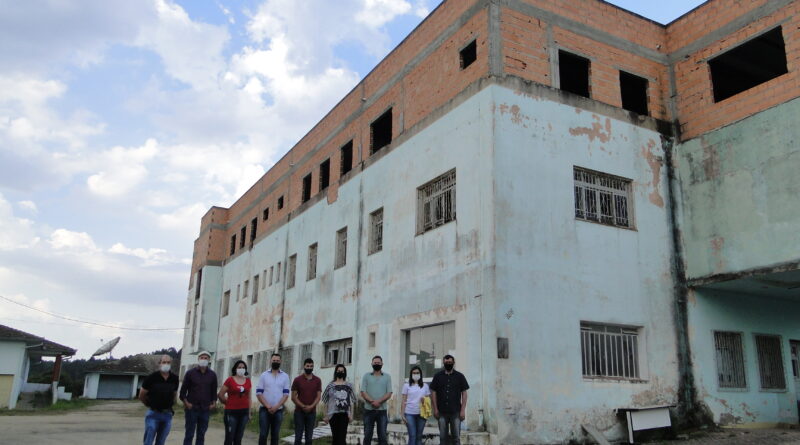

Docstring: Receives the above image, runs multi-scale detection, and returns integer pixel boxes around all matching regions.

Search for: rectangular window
[194,269,202,300]
[263,207,269,221]
[190,302,198,346]
[369,331,376,349]
[370,108,392,155]
[222,291,230,316]
[276,262,281,283]
[714,331,746,389]
[790,341,799,380]
[334,227,347,269]
[269,266,274,286]
[243,280,249,299]
[559,50,590,98]
[278,346,293,377]
[580,322,641,380]
[287,254,297,289]
[302,173,312,203]
[369,208,383,254]
[250,218,257,245]
[755,334,786,390]
[307,243,318,280]
[319,159,330,191]
[460,39,477,69]
[240,227,246,248]
[574,167,634,229]
[262,270,267,289]
[340,141,353,176]
[236,284,240,301]
[278,196,284,210]
[710,27,788,102]
[406,322,455,377]
[252,275,260,304]
[301,343,313,363]
[230,235,236,255]
[619,71,649,116]
[417,169,456,234]
[324,338,353,367]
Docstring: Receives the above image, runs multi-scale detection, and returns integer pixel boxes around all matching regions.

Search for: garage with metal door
[97,375,134,399]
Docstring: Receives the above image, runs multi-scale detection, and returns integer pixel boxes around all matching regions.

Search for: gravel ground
[646,427,800,445]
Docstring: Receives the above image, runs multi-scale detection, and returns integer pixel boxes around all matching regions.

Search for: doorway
[791,340,800,423]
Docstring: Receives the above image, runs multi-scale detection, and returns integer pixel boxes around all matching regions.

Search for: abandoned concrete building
[180,0,800,442]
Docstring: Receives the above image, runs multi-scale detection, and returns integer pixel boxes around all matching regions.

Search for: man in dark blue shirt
[179,351,218,445]
[429,355,469,445]
[140,355,179,445]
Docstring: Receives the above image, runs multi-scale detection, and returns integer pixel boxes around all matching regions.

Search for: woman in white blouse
[401,365,430,445]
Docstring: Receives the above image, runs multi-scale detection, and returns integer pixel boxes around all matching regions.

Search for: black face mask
[444,363,454,371]
[271,362,281,370]
[304,368,313,375]
[334,372,346,379]
[372,364,382,372]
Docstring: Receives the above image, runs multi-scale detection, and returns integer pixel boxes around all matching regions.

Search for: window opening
[334,227,347,269]
[250,218,257,245]
[276,262,281,283]
[574,167,634,229]
[710,27,788,102]
[269,266,274,286]
[340,141,353,176]
[580,322,641,379]
[369,208,383,254]
[714,331,746,388]
[287,254,297,289]
[301,343,313,363]
[324,338,353,367]
[755,334,786,390]
[319,159,330,191]
[252,275,260,304]
[406,322,455,377]
[243,280,249,299]
[222,291,230,317]
[302,174,312,203]
[194,268,202,300]
[230,235,236,255]
[619,71,649,116]
[559,50,590,98]
[278,196,284,210]
[460,39,477,69]
[263,207,269,221]
[307,243,318,280]
[417,169,456,234]
[278,346,293,377]
[370,109,392,155]
[240,227,246,249]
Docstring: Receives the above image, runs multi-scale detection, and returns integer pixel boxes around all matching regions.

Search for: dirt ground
[651,428,800,445]
[0,400,257,445]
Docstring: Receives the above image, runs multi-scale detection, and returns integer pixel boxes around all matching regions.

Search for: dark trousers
[258,407,284,445]
[437,413,461,445]
[183,407,210,445]
[328,412,349,445]
[362,409,388,445]
[224,409,250,445]
[294,410,316,444]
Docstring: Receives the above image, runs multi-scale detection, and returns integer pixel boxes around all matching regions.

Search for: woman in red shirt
[217,360,252,445]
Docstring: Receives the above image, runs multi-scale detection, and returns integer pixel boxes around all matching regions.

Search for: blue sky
[0,0,706,358]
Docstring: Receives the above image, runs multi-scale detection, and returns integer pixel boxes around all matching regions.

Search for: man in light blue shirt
[360,355,392,445]
[256,353,291,445]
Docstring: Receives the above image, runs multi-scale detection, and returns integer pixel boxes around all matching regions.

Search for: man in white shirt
[256,353,291,445]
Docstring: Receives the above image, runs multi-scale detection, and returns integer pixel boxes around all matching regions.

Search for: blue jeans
[294,410,316,445]
[404,413,426,445]
[258,407,284,445]
[437,413,461,445]
[363,409,388,445]
[183,407,210,445]
[143,409,173,445]
[224,409,250,445]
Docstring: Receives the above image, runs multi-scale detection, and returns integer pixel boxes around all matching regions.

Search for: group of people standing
[136,351,469,445]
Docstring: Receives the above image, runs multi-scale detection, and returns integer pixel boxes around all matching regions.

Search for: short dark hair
[271,353,281,359]
[371,355,383,362]
[443,354,455,362]
[303,358,314,365]
[231,360,248,376]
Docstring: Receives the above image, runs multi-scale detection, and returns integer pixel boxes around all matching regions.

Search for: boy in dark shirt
[139,355,179,445]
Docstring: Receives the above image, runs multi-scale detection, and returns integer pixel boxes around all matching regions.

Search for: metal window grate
[335,227,347,269]
[324,339,353,367]
[369,208,383,254]
[755,334,786,389]
[279,347,293,376]
[417,169,456,234]
[307,244,317,280]
[300,343,313,369]
[574,167,633,228]
[287,255,297,289]
[580,323,640,379]
[714,331,746,388]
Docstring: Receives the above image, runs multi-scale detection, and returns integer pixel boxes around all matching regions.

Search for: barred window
[278,346,293,377]
[324,338,353,367]
[755,334,786,390]
[581,323,640,379]
[300,343,313,364]
[307,243,318,280]
[287,254,297,289]
[574,167,633,228]
[369,208,383,254]
[714,331,746,388]
[335,227,347,269]
[417,169,456,234]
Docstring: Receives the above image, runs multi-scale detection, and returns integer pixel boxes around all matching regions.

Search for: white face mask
[160,364,171,373]
[236,368,246,376]
[411,373,421,381]
[198,359,209,368]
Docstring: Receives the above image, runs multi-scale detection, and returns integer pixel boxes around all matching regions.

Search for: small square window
[559,50,590,98]
[619,71,649,116]
[580,322,641,380]
[417,169,456,234]
[574,167,634,229]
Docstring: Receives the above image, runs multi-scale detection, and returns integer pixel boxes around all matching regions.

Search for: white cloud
[356,0,412,27]
[109,243,189,266]
[49,229,98,252]
[156,202,209,232]
[0,193,38,250]
[86,139,159,197]
[17,200,37,213]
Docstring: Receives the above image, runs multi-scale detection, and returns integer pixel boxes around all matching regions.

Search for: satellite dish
[92,337,121,357]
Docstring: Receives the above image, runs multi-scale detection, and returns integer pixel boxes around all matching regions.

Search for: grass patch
[0,398,99,416]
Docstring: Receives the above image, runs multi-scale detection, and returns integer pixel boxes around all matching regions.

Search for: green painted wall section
[675,98,800,280]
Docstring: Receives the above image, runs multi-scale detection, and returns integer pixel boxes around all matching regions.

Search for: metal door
[97,375,133,399]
